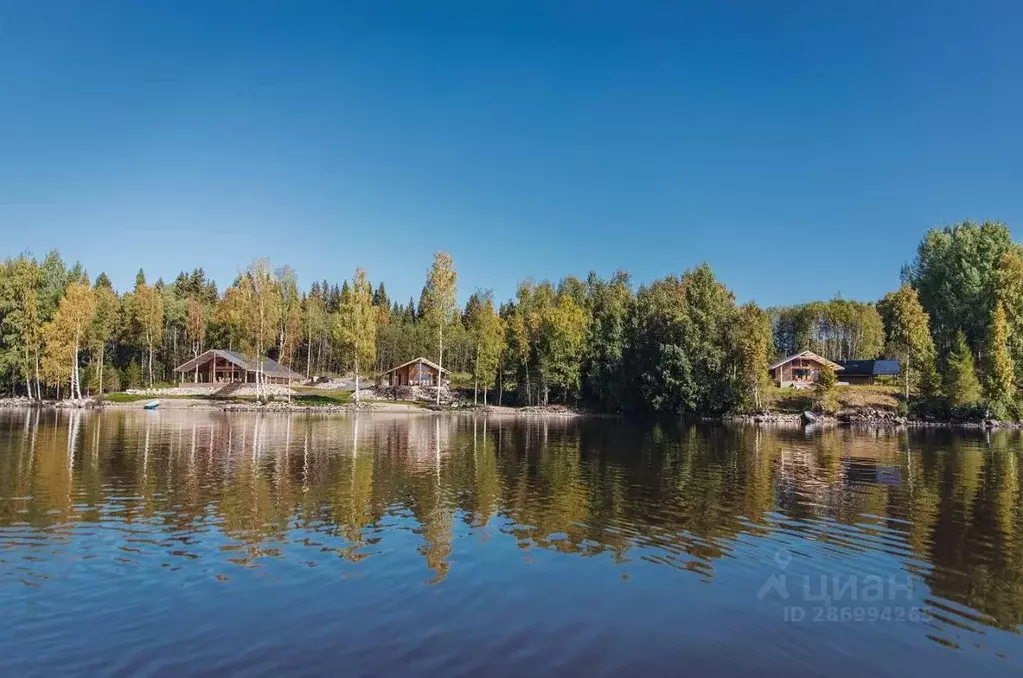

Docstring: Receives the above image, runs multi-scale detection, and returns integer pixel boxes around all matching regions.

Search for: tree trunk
[98,348,105,397]
[905,354,911,401]
[306,325,312,378]
[437,325,443,407]
[147,334,154,388]
[355,354,361,404]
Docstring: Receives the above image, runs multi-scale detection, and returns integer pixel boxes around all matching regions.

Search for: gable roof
[173,349,305,380]
[768,350,844,372]
[376,357,449,378]
[835,360,901,376]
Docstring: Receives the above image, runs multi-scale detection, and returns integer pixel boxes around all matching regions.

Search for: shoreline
[0,397,588,418]
[1,397,1020,429]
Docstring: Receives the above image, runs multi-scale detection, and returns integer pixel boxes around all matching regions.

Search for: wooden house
[769,351,843,388]
[375,357,448,387]
[174,349,305,385]
[834,360,901,385]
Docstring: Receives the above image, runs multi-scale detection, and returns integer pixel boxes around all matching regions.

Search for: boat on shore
[143,401,160,410]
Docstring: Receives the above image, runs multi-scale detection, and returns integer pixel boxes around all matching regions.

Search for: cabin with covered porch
[769,351,843,388]
[173,349,305,385]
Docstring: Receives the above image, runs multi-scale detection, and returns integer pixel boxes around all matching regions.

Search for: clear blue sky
[2,1,1021,306]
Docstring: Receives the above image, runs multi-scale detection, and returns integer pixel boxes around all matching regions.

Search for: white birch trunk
[437,324,443,407]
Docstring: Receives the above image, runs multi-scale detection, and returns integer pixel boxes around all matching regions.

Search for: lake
[0,409,1021,677]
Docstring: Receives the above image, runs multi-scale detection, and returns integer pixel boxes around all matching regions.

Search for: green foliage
[629,265,737,416]
[877,283,936,398]
[772,297,884,361]
[943,331,982,406]
[124,362,144,389]
[335,267,376,380]
[465,291,505,400]
[581,271,633,412]
[983,301,1015,409]
[813,367,838,414]
[905,221,1022,358]
[729,303,773,412]
[994,250,1023,392]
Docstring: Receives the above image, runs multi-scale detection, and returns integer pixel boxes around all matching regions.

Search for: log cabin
[769,351,843,388]
[375,357,448,387]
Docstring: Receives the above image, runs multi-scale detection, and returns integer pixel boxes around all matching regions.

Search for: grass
[100,393,199,403]
[763,384,902,414]
[292,391,352,407]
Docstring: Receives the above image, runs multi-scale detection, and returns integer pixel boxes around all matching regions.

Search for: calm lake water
[1,410,1021,677]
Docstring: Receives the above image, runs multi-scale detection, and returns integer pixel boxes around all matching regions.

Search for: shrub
[124,362,144,389]
[813,367,838,414]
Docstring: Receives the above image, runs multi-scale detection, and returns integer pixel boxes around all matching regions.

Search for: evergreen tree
[944,330,982,406]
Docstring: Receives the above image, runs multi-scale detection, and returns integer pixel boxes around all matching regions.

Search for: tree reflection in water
[1,410,1022,638]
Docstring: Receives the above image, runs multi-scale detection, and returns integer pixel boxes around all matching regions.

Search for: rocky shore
[1,397,1020,428]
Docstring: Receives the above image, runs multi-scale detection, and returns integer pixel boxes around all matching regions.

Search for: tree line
[2,221,1022,417]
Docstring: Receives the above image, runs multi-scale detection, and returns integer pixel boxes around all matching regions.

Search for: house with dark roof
[834,360,901,385]
[173,349,305,385]
[769,351,843,388]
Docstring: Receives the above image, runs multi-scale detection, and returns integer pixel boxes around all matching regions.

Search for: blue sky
[2,1,1021,306]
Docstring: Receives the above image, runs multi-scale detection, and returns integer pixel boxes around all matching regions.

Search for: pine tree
[944,330,982,406]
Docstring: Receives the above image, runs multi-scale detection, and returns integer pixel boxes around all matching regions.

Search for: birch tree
[238,259,281,400]
[131,271,164,387]
[185,297,206,382]
[466,291,505,405]
[42,282,95,399]
[90,274,119,395]
[335,268,376,403]
[420,252,457,406]
[0,256,44,398]
[275,266,302,387]
[983,301,1014,412]
[877,284,937,400]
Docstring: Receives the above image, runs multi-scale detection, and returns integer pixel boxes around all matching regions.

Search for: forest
[1,221,1022,418]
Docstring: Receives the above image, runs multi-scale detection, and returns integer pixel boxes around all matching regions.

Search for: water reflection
[1,410,1022,673]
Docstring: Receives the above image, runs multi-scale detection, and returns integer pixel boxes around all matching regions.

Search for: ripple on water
[0,410,1021,676]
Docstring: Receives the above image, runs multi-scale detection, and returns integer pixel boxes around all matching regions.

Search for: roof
[173,349,305,380]
[835,360,901,376]
[768,350,844,372]
[376,357,449,378]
